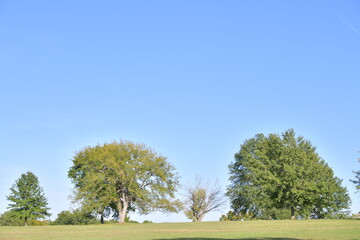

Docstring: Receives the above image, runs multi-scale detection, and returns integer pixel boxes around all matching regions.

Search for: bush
[104,219,119,224]
[0,211,51,226]
[142,220,153,223]
[0,211,24,226]
[219,211,256,221]
[127,220,139,224]
[28,219,50,226]
[52,209,97,225]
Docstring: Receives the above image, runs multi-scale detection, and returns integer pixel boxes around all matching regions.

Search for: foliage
[52,209,97,225]
[183,178,226,222]
[0,211,23,226]
[68,140,180,223]
[142,220,153,223]
[103,219,119,224]
[227,129,351,220]
[27,219,50,226]
[351,170,360,190]
[0,211,50,227]
[262,208,292,220]
[6,171,51,226]
[219,208,292,221]
[219,210,255,221]
[127,220,139,223]
[350,154,360,191]
[351,212,360,219]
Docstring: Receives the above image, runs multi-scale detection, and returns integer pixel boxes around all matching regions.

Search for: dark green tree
[68,140,180,224]
[7,172,51,226]
[227,129,350,220]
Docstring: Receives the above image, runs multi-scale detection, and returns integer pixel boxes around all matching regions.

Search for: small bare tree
[183,178,226,222]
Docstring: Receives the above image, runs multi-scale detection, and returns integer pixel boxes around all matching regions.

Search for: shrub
[52,209,97,225]
[127,220,139,224]
[28,219,50,226]
[0,211,24,226]
[104,219,119,224]
[219,211,256,221]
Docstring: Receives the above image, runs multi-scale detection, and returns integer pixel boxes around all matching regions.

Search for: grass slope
[0,220,359,240]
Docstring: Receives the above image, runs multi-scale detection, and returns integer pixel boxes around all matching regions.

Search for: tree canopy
[68,140,180,223]
[227,129,350,219]
[7,172,51,226]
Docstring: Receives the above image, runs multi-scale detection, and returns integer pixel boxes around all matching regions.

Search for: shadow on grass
[154,238,301,240]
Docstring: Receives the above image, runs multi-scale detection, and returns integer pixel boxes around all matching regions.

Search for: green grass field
[1,220,359,240]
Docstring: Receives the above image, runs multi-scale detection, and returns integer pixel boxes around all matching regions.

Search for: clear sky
[0,0,359,223]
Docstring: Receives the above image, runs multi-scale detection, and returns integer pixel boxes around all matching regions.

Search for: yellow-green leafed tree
[68,141,180,223]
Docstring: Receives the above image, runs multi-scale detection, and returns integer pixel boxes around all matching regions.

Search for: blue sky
[0,0,359,222]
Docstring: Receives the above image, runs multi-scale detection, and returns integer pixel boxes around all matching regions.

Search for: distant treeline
[1,129,359,226]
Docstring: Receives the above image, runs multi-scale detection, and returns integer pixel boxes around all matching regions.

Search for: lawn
[0,220,359,240]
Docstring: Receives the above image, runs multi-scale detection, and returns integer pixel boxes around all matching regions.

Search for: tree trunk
[118,198,128,224]
[291,206,296,220]
[100,214,104,224]
[24,217,28,227]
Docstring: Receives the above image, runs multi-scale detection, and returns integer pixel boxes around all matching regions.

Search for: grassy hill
[1,220,359,240]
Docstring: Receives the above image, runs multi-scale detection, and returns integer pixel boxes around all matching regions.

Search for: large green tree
[7,172,51,226]
[227,129,350,220]
[68,140,180,223]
